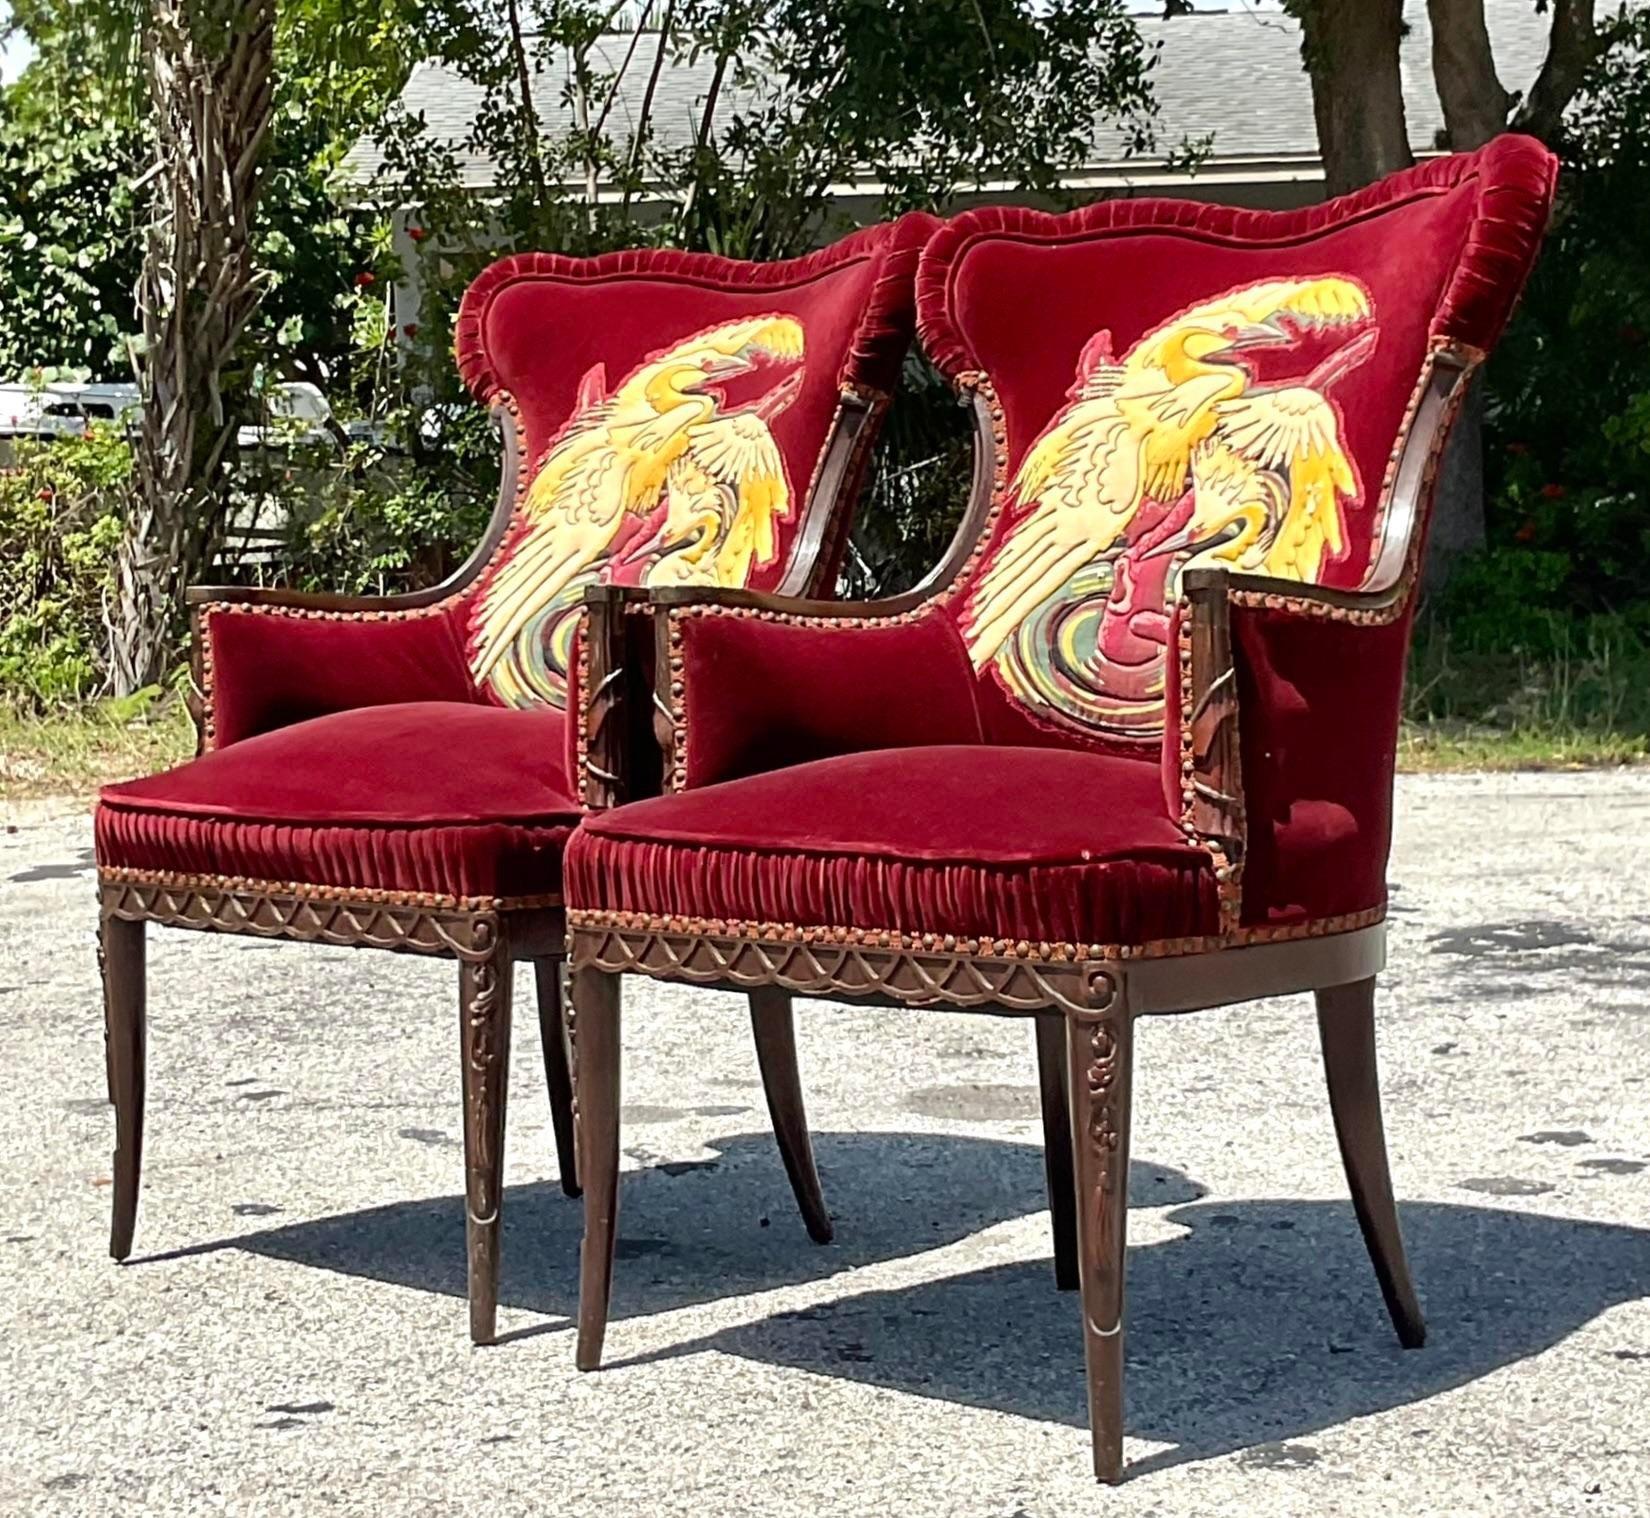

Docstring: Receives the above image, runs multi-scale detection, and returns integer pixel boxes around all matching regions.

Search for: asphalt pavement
[2,771,1647,1516]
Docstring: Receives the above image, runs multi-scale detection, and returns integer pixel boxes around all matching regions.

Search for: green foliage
[369,0,1162,593]
[0,87,143,380]
[255,418,497,596]
[0,428,133,708]
[1404,606,1650,762]
[1480,13,1650,622]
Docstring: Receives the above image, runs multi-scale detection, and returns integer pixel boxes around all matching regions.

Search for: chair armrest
[191,588,477,751]
[577,587,983,800]
[1173,569,1412,932]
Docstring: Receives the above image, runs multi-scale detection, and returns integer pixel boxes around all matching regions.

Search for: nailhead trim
[97,865,560,914]
[566,904,1386,962]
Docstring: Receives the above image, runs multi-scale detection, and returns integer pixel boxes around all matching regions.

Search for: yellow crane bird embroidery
[467,314,805,708]
[962,276,1377,739]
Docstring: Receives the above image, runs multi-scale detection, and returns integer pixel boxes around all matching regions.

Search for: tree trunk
[1294,0,1413,197]
[116,0,274,696]
[1427,0,1512,150]
[1515,0,1603,142]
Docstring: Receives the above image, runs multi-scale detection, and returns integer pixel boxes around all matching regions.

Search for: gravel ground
[2,771,1648,1517]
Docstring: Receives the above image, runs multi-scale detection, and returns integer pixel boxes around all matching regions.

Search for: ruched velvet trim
[96,807,572,900]
[456,213,938,404]
[565,832,1217,948]
[916,135,1557,379]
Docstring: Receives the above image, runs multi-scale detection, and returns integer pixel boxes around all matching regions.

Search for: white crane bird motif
[961,276,1379,740]
[467,314,806,708]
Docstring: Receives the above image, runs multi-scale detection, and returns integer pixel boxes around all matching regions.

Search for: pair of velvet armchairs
[96,136,1556,1481]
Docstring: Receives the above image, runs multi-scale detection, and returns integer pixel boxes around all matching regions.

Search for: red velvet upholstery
[111,221,939,910]
[568,746,1218,946]
[913,135,1557,754]
[455,214,938,685]
[199,602,477,750]
[193,216,936,764]
[1231,604,1412,928]
[673,607,982,789]
[569,140,1556,946]
[455,221,932,462]
[98,703,578,900]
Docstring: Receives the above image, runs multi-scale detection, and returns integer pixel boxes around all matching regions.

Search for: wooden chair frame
[566,341,1475,1480]
[98,379,886,1342]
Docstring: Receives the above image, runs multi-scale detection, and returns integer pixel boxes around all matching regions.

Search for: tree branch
[1427,0,1511,149]
[1514,0,1605,142]
[623,3,674,210]
[504,0,549,204]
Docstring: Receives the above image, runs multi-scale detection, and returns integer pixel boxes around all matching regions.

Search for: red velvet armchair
[562,139,1558,1479]
[92,215,936,1343]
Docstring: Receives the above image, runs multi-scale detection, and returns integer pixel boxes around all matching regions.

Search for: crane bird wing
[964,399,1143,667]
[1214,384,1357,580]
[468,428,656,690]
[684,409,790,586]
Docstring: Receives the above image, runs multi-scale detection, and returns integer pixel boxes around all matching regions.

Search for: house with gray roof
[350,2,1561,211]
[351,1,1569,332]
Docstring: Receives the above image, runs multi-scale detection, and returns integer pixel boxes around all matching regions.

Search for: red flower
[402,323,419,339]
[1515,519,1538,543]
[407,226,428,243]
[1505,440,1531,457]
[36,487,53,502]
[354,271,377,288]
[1540,482,1568,501]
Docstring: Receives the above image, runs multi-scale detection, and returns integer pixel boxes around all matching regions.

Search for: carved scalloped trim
[99,876,506,960]
[568,908,1383,1014]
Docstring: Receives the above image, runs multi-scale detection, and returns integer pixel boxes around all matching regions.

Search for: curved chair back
[912,138,1556,752]
[450,220,935,709]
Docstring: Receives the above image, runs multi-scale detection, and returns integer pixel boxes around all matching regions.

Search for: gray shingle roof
[342,2,1563,192]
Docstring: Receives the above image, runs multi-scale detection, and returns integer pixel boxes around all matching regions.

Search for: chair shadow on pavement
[128,1129,1205,1329]
[625,1196,1650,1474]
[128,1132,1650,1473]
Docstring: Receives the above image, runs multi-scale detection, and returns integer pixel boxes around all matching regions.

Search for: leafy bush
[0,428,132,708]
[1479,13,1650,625]
[258,419,496,596]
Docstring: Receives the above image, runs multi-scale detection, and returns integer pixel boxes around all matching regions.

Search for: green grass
[0,695,195,803]
[3,616,1648,802]
[1399,612,1650,773]
[1398,722,1648,771]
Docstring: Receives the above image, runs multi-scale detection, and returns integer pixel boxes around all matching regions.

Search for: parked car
[0,379,341,449]
[0,381,141,439]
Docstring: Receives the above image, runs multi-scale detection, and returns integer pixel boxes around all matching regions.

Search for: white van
[0,381,141,438]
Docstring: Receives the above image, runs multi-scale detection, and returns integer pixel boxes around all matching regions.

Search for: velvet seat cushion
[566,746,1219,950]
[97,702,579,901]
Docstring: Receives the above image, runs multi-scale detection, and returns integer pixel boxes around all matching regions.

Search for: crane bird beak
[752,366,803,422]
[1136,515,1247,563]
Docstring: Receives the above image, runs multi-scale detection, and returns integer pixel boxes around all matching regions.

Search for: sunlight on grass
[0,696,195,804]
[6,619,1650,803]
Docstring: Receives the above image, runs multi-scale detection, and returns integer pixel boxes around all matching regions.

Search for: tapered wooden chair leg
[1066,976,1134,1485]
[459,923,513,1346]
[1034,1014,1078,1290]
[574,967,621,1371]
[1316,976,1426,1348]
[534,959,580,1198]
[749,988,832,1243]
[102,914,146,1262]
